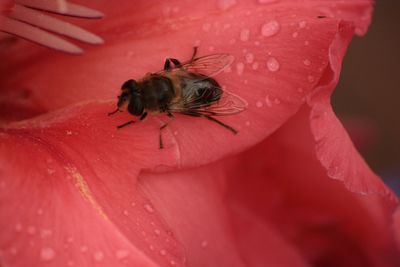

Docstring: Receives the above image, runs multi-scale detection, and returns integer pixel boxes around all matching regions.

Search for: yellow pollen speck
[65,166,108,221]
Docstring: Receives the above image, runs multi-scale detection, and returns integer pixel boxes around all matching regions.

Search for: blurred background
[333,1,400,194]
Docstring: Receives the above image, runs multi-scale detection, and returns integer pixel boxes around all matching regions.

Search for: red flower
[1,0,399,266]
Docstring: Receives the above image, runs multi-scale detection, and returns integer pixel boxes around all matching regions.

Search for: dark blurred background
[333,1,400,194]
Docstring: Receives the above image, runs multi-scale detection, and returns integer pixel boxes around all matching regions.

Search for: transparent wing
[168,85,247,116]
[158,53,234,77]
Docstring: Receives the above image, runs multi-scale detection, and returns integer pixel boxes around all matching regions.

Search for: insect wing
[182,53,234,77]
[169,85,247,116]
[200,89,248,115]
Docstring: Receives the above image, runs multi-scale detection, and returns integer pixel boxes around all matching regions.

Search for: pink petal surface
[1,0,398,267]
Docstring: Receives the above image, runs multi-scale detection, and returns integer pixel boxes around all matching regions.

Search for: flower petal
[1,2,366,170]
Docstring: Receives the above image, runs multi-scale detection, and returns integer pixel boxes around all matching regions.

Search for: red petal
[1,2,367,169]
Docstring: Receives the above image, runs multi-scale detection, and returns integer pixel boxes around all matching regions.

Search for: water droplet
[266,57,280,72]
[15,223,22,232]
[240,29,250,41]
[229,38,236,44]
[201,240,208,248]
[94,251,104,261]
[123,210,129,216]
[252,62,259,70]
[256,101,263,108]
[245,121,251,126]
[202,23,211,32]
[304,40,310,46]
[172,6,180,13]
[10,247,17,255]
[47,168,55,175]
[303,59,311,66]
[27,226,36,234]
[223,23,231,29]
[160,249,167,256]
[265,95,273,107]
[258,0,278,3]
[37,209,43,215]
[261,20,280,37]
[292,32,298,38]
[116,249,129,259]
[67,237,74,243]
[80,246,88,253]
[274,98,281,104]
[208,46,215,52]
[218,0,237,10]
[236,62,245,76]
[144,204,155,213]
[170,260,177,266]
[149,245,155,251]
[40,229,52,239]
[245,53,254,63]
[297,87,304,93]
[154,229,161,235]
[299,20,307,28]
[40,247,55,261]
[254,41,260,46]
[308,75,315,83]
[66,130,73,135]
[67,260,75,266]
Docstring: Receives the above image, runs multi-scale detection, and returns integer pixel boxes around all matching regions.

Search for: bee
[108,47,247,148]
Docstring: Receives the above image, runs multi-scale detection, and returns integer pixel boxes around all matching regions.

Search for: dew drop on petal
[299,20,307,28]
[265,95,273,107]
[201,240,209,248]
[256,101,263,108]
[308,75,315,83]
[292,32,298,38]
[261,20,280,37]
[116,249,129,260]
[149,245,155,251]
[40,247,55,261]
[236,62,245,76]
[245,53,254,63]
[218,0,237,10]
[94,251,104,261]
[303,59,311,66]
[160,249,167,256]
[304,40,310,46]
[27,226,36,234]
[15,223,23,232]
[144,204,155,213]
[252,62,259,70]
[240,28,250,41]
[274,98,281,104]
[154,229,161,235]
[170,260,177,266]
[80,246,88,253]
[258,0,278,3]
[266,57,280,72]
[67,260,75,266]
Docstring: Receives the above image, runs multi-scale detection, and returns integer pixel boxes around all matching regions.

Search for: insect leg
[190,46,198,62]
[205,116,237,134]
[169,58,182,68]
[159,114,175,149]
[182,112,237,134]
[116,120,135,129]
[164,59,171,70]
[140,112,148,120]
[108,108,119,116]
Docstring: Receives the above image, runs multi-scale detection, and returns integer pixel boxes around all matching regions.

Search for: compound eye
[121,79,137,91]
